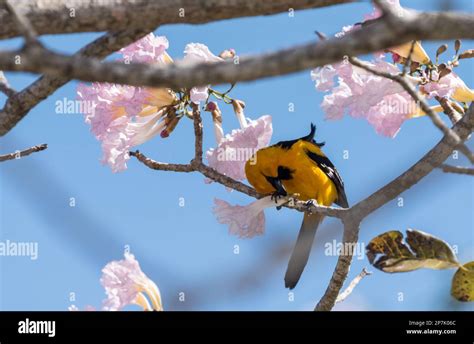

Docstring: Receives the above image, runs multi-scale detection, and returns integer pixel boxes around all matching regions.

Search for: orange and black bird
[245,124,348,289]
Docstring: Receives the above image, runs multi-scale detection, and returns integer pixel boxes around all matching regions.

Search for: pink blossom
[119,33,170,64]
[422,72,474,103]
[101,252,163,311]
[77,34,177,172]
[99,109,167,173]
[364,0,404,21]
[314,58,419,137]
[77,82,149,139]
[189,86,210,104]
[311,0,425,137]
[213,196,288,238]
[183,43,222,64]
[0,70,8,86]
[77,82,172,172]
[182,43,223,104]
[213,198,266,238]
[311,65,338,91]
[206,115,273,181]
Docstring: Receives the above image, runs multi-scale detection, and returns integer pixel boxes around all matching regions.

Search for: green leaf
[366,229,460,273]
[451,261,474,302]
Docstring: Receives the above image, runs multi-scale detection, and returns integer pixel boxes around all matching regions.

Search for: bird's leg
[304,199,319,214]
[265,176,287,209]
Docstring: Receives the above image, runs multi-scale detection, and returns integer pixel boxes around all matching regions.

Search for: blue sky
[0,0,473,311]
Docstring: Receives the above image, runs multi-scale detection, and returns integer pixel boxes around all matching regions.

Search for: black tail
[284,212,324,289]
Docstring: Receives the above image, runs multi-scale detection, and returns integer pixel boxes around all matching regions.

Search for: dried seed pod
[459,49,474,60]
[454,39,461,55]
[439,66,452,79]
[436,44,448,61]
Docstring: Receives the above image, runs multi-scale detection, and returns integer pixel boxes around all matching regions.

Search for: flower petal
[206,115,273,181]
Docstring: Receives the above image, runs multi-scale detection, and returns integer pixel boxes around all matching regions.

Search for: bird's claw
[271,191,287,210]
[305,199,317,214]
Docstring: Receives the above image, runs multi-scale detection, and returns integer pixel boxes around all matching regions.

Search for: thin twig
[436,96,463,124]
[401,40,416,76]
[0,81,16,98]
[4,0,40,46]
[0,143,47,162]
[335,268,372,304]
[191,103,203,165]
[129,151,194,172]
[440,164,474,176]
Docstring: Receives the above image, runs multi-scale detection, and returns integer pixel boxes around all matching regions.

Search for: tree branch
[0,0,352,40]
[440,164,474,176]
[0,10,472,91]
[129,151,194,172]
[191,103,203,165]
[4,0,40,46]
[0,28,154,136]
[0,143,47,162]
[350,104,473,220]
[335,268,371,304]
[0,71,16,97]
[315,220,360,310]
[436,96,463,124]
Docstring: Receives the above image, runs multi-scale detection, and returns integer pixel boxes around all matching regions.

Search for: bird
[245,124,348,289]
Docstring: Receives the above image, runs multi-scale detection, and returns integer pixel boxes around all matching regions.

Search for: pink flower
[363,1,430,64]
[206,115,273,181]
[364,0,404,21]
[77,35,177,172]
[314,58,419,137]
[99,108,168,173]
[183,43,222,64]
[77,82,149,139]
[101,252,163,311]
[182,43,223,104]
[213,196,288,238]
[422,72,474,103]
[0,70,8,86]
[189,86,210,104]
[119,33,171,64]
[311,65,338,91]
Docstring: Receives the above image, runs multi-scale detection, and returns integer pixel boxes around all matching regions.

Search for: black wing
[305,150,349,208]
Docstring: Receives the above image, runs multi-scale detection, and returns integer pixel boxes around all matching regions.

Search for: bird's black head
[303,123,325,147]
